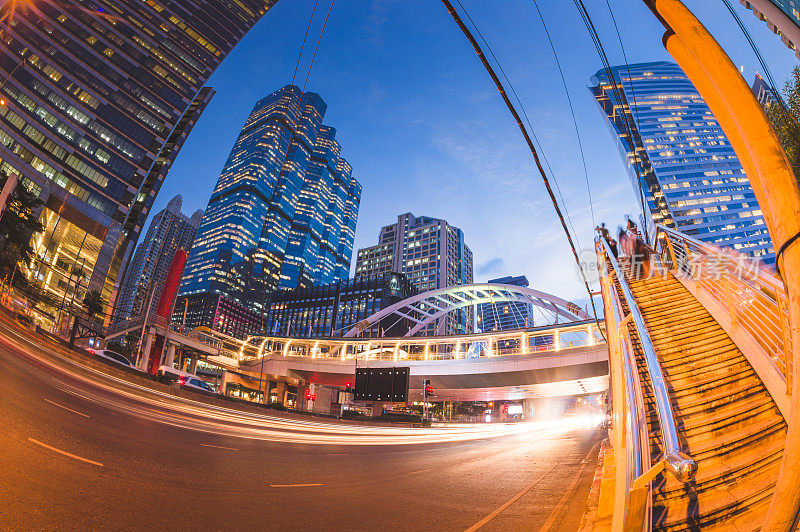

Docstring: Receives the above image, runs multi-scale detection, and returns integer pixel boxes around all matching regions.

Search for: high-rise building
[179,86,361,313]
[115,195,201,322]
[477,275,534,332]
[263,272,417,338]
[1,1,278,323]
[173,292,264,340]
[354,213,474,334]
[590,61,775,264]
[752,73,779,110]
[741,1,800,60]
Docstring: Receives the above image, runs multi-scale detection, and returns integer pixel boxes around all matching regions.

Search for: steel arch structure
[343,283,588,338]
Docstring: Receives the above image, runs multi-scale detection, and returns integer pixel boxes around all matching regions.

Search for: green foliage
[0,177,44,279]
[82,289,105,319]
[767,66,800,183]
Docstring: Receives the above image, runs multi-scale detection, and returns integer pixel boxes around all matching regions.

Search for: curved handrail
[598,237,697,482]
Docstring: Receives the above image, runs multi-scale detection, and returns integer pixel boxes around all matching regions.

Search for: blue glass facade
[0,1,276,315]
[591,61,775,264]
[477,275,534,332]
[180,85,360,312]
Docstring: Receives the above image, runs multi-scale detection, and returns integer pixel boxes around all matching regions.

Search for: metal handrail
[655,223,792,392]
[599,248,649,530]
[598,237,697,483]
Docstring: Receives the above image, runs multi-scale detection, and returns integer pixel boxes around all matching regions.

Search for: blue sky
[153,0,798,305]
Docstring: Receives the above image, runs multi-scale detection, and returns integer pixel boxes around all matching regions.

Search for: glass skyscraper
[116,195,202,322]
[477,275,534,332]
[179,86,361,313]
[0,0,276,325]
[591,61,775,264]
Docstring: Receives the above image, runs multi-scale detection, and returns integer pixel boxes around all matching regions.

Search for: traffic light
[425,385,434,396]
[423,379,433,398]
[345,380,351,390]
[305,389,312,400]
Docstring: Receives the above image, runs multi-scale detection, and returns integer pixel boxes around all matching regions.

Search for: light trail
[2,317,603,446]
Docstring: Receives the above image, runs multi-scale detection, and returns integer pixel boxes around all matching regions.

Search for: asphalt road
[0,319,602,531]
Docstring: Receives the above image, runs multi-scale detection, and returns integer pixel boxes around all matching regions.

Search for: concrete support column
[262,381,272,404]
[220,370,231,396]
[522,398,535,419]
[189,357,198,374]
[139,328,154,371]
[274,381,287,406]
[164,343,176,369]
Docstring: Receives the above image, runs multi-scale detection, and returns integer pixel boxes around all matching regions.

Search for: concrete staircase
[619,271,786,531]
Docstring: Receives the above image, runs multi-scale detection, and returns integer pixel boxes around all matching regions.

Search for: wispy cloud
[477,257,505,276]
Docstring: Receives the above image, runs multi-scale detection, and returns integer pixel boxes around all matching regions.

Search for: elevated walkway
[598,224,792,531]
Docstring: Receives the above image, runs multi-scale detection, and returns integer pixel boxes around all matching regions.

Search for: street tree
[82,289,104,320]
[0,176,43,281]
[767,66,800,183]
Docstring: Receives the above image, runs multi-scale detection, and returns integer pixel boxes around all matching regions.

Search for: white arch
[343,283,588,338]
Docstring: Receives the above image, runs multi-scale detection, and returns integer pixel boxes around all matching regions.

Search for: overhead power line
[439,0,603,326]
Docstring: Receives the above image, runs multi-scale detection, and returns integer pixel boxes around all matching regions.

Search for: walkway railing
[655,224,793,395]
[233,320,605,362]
[596,237,696,531]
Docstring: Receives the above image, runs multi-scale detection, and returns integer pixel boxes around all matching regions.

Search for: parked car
[158,365,215,393]
[89,349,133,368]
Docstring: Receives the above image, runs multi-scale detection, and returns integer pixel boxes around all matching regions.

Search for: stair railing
[596,237,697,531]
[655,224,793,396]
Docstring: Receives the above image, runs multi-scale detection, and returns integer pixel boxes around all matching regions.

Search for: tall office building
[354,213,474,334]
[115,195,201,322]
[591,61,775,264]
[0,1,276,323]
[477,275,534,332]
[752,73,779,110]
[264,273,417,338]
[179,86,361,313]
[741,1,800,60]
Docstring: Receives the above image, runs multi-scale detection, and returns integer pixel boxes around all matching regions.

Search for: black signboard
[354,367,410,403]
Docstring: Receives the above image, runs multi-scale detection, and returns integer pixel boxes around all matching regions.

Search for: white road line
[27,438,103,467]
[407,468,434,475]
[200,443,238,450]
[270,483,324,488]
[538,441,602,532]
[464,464,558,532]
[44,398,89,418]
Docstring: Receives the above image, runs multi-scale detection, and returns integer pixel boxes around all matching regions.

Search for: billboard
[354,367,410,403]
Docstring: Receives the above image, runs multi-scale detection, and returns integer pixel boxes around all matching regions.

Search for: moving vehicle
[158,365,215,393]
[89,349,133,368]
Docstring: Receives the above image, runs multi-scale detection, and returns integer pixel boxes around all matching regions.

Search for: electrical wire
[439,0,603,327]
[291,0,321,87]
[452,0,583,249]
[530,0,595,227]
[721,0,791,119]
[574,0,650,241]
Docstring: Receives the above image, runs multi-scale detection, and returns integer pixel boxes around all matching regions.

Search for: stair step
[659,428,785,495]
[653,459,778,531]
[612,266,785,530]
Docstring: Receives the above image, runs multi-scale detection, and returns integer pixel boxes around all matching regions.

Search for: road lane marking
[44,398,89,418]
[464,464,558,532]
[200,443,238,450]
[270,483,324,488]
[27,438,103,467]
[145,407,194,421]
[407,468,433,475]
[538,441,602,532]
